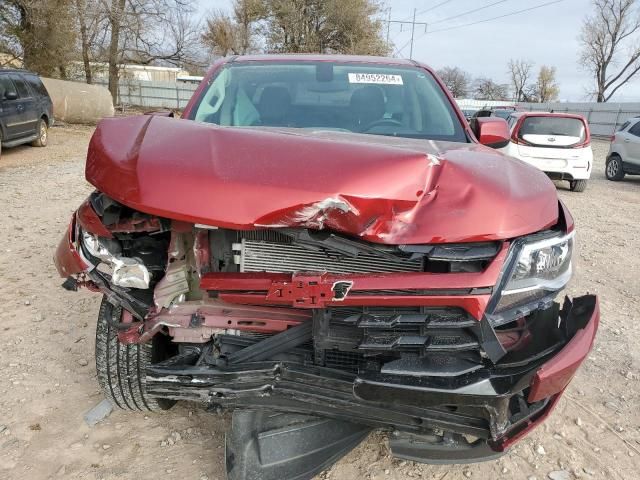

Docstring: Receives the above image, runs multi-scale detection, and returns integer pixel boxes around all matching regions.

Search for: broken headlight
[81,231,121,261]
[488,231,574,322]
[81,231,150,289]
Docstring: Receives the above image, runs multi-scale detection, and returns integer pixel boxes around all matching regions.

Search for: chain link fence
[87,78,200,110]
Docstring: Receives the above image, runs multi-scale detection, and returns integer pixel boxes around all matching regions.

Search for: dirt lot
[0,125,639,480]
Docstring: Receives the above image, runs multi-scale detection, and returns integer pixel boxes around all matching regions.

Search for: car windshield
[492,110,513,119]
[617,120,631,132]
[519,116,586,146]
[189,61,467,142]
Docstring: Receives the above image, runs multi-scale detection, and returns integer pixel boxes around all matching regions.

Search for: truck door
[8,74,38,137]
[0,75,22,140]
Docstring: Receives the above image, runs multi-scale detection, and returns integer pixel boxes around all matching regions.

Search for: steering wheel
[360,118,403,132]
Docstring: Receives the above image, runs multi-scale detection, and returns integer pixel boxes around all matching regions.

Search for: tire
[95,296,176,412]
[569,179,588,192]
[605,154,625,181]
[31,118,48,147]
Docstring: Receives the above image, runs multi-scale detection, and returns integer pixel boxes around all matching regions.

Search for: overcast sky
[195,0,640,102]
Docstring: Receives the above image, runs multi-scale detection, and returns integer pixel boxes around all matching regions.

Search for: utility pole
[384,10,428,59]
[386,9,391,48]
[409,8,416,60]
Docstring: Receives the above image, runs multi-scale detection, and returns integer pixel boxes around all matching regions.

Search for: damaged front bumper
[54,201,599,473]
[146,295,598,465]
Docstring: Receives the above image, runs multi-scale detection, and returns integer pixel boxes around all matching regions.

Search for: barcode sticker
[348,73,404,85]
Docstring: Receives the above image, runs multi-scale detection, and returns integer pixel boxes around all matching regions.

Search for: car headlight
[80,231,150,289]
[489,231,574,320]
[81,231,121,261]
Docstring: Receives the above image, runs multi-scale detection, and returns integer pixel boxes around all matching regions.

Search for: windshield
[189,61,467,142]
[518,116,586,147]
[492,110,513,119]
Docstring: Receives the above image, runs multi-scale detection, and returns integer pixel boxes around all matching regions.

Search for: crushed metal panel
[154,260,190,309]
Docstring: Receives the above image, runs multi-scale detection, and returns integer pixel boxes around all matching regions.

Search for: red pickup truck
[54,54,598,480]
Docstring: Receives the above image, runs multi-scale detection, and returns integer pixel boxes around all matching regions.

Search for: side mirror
[473,117,510,149]
[4,91,18,101]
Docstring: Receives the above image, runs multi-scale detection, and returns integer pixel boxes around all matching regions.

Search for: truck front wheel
[95,296,176,412]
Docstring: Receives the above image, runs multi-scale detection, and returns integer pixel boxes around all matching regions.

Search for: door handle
[624,138,631,143]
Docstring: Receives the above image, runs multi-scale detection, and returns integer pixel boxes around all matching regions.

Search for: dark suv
[0,69,53,154]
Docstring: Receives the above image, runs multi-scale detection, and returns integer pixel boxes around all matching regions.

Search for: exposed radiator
[236,239,423,274]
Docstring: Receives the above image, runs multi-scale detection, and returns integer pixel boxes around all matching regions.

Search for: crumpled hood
[85,115,559,244]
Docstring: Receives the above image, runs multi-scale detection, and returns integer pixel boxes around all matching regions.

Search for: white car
[500,112,593,192]
[606,116,640,181]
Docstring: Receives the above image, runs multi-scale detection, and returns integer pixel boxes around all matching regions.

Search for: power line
[395,0,454,22]
[429,0,511,26]
[417,0,455,16]
[388,0,456,54]
[394,0,564,57]
[428,0,566,34]
[395,31,428,59]
[385,8,429,59]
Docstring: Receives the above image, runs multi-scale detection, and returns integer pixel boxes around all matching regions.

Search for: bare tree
[580,0,640,102]
[536,65,560,103]
[75,0,94,83]
[202,12,240,56]
[473,77,509,101]
[106,0,126,101]
[92,0,203,103]
[202,1,267,56]
[73,0,110,83]
[437,66,471,98]
[508,58,534,102]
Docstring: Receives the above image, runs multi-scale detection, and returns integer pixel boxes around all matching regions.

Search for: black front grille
[324,350,365,373]
[313,307,484,376]
[235,229,293,244]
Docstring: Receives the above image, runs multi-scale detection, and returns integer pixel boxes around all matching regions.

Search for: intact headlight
[490,231,574,316]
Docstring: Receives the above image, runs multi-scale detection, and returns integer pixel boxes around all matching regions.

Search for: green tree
[266,0,388,54]
[536,65,560,103]
[0,0,77,77]
[202,0,389,57]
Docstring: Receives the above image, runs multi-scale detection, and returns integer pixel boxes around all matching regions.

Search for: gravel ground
[0,126,639,480]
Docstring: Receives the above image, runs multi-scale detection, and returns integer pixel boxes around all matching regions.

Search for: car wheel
[605,154,625,181]
[31,118,48,147]
[569,179,588,192]
[95,296,176,412]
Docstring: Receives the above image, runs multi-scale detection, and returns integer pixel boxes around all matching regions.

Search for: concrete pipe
[41,78,115,125]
